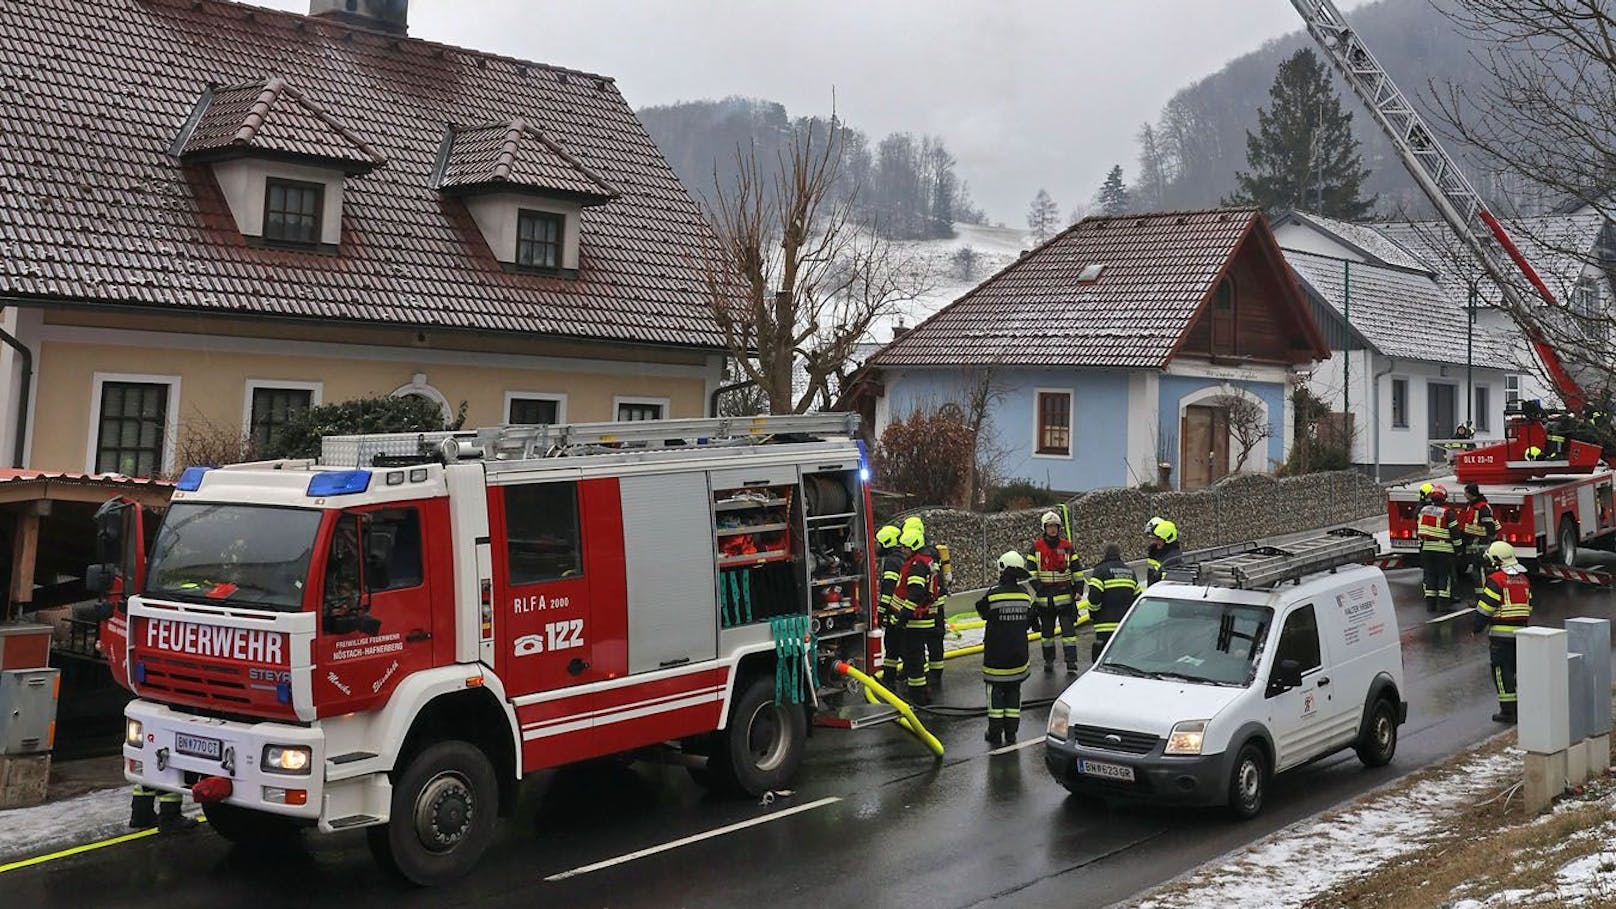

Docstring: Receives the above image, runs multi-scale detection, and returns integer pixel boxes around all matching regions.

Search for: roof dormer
[175,78,385,251]
[434,119,619,275]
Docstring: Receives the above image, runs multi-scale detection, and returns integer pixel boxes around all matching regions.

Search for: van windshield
[145,503,322,612]
[1096,597,1272,687]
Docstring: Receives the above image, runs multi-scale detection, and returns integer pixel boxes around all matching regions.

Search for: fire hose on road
[834,661,945,757]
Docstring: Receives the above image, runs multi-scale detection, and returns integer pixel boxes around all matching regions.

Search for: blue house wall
[1156,374,1287,481]
[883,368,1132,493]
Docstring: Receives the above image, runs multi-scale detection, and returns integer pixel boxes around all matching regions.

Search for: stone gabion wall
[899,470,1388,590]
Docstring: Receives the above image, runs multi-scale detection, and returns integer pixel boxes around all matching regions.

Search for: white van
[1044,532,1406,818]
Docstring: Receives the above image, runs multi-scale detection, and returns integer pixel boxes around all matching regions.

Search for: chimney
[891,320,910,341]
[309,0,408,35]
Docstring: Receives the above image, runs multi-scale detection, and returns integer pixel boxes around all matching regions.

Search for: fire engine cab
[92,414,880,884]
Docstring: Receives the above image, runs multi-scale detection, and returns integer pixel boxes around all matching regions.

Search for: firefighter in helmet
[903,515,949,690]
[1084,542,1141,663]
[874,525,905,686]
[1145,518,1182,587]
[1417,484,1461,613]
[1025,510,1081,675]
[1460,482,1499,606]
[893,523,938,704]
[976,551,1034,747]
[1473,540,1532,723]
[1418,482,1434,506]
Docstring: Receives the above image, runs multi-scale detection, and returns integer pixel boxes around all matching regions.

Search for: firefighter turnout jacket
[877,546,906,624]
[919,543,950,614]
[976,576,1033,683]
[1475,566,1532,636]
[894,550,938,629]
[1146,539,1183,586]
[1417,503,1460,553]
[1025,535,1077,605]
[1083,556,1142,636]
[1462,499,1500,547]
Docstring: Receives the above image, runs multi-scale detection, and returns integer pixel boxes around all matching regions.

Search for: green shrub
[985,479,1052,512]
[263,396,467,460]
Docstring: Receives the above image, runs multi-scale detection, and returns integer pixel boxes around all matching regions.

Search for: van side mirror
[1270,658,1304,694]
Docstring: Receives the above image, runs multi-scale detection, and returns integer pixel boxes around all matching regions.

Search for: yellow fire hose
[834,661,945,758]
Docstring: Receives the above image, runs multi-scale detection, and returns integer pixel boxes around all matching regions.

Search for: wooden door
[1181,405,1231,491]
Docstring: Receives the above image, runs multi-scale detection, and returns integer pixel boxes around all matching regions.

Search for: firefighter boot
[1063,643,1080,676]
[1041,641,1056,673]
[1492,703,1518,724]
[128,790,157,829]
[1005,717,1020,742]
[157,797,198,833]
[984,718,1003,747]
[927,668,943,691]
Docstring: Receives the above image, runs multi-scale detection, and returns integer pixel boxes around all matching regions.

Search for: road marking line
[0,814,208,875]
[989,738,1044,756]
[543,796,842,882]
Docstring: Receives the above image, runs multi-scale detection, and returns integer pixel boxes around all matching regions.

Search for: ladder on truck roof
[1164,529,1380,590]
[320,413,861,467]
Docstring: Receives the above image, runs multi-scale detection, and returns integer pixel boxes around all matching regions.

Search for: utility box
[0,667,60,755]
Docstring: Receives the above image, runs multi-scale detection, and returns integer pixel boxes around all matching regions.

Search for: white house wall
[1271,222,1370,263]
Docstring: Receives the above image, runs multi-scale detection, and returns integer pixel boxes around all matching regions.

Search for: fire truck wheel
[1555,518,1580,566]
[368,740,498,886]
[201,802,302,846]
[709,674,806,797]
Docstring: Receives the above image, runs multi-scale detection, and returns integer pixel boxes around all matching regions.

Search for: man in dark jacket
[977,551,1034,747]
[1083,542,1141,663]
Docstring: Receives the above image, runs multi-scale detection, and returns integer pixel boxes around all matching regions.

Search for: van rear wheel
[1355,698,1399,768]
[1226,742,1266,820]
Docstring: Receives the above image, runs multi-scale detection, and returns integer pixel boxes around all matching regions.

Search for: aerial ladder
[1288,0,1605,484]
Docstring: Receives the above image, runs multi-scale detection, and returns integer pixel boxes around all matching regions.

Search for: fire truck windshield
[145,502,322,612]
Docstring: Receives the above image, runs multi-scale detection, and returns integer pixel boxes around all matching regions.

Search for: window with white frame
[1035,389,1073,456]
[615,398,666,422]
[249,386,314,452]
[1505,374,1522,407]
[1391,378,1409,429]
[506,393,565,426]
[94,378,176,477]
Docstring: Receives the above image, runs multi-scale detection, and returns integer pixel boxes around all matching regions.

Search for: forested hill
[638,97,985,241]
[1141,0,1535,216]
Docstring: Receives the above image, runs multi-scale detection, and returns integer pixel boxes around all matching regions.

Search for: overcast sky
[252,0,1377,223]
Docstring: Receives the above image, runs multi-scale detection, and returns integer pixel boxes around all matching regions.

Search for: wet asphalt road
[4,568,1614,909]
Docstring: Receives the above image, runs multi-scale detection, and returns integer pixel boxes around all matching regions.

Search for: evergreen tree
[1224,48,1376,219]
[1026,188,1060,242]
[1095,165,1131,216]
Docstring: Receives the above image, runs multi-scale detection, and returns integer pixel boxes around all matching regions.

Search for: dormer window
[265,178,324,246]
[173,77,384,252]
[516,209,564,271]
[435,118,619,277]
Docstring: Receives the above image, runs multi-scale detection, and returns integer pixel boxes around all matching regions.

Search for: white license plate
[1390,539,1418,550]
[1078,759,1135,782]
[174,732,223,761]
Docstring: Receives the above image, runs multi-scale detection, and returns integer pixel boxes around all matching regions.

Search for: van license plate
[1078,759,1135,782]
[174,733,222,761]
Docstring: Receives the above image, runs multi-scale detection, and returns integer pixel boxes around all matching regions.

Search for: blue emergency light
[306,470,371,497]
[175,466,211,491]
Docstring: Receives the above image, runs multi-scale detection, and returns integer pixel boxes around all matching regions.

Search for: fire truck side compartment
[622,472,719,674]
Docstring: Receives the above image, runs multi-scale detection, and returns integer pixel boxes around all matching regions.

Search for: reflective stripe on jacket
[1417,504,1459,553]
[976,583,1033,682]
[1463,501,1499,542]
[1026,536,1076,589]
[1146,540,1182,586]
[894,551,936,628]
[1084,558,1141,633]
[1477,567,1532,635]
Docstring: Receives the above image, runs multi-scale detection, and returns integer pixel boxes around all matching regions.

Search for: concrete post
[1517,627,1569,813]
[1568,652,1589,786]
[1566,618,1612,775]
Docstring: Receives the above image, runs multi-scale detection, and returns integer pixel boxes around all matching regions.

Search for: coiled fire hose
[834,661,944,757]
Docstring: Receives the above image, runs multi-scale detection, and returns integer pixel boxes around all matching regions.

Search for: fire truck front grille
[138,654,252,706]
[1072,725,1160,755]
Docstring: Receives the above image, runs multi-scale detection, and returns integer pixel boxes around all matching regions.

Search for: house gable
[1173,220,1330,366]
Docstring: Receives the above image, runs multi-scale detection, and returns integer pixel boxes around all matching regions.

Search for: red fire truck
[91,414,881,884]
[1294,0,1616,582]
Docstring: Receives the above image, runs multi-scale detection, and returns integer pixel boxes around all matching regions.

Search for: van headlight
[1165,720,1208,756]
[1047,701,1071,740]
[263,745,312,774]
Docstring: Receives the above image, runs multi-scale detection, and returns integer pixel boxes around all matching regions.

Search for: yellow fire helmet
[1152,520,1179,544]
[1485,540,1519,568]
[899,524,925,551]
[875,525,901,548]
[903,514,924,534]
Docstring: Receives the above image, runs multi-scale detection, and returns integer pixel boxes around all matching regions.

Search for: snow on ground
[0,786,133,861]
[868,222,1032,344]
[1132,749,1520,909]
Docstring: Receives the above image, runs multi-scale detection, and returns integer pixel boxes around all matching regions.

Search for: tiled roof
[1374,213,1606,305]
[180,78,385,170]
[873,209,1272,368]
[437,120,619,202]
[1285,251,1516,367]
[1280,210,1432,274]
[0,0,725,351]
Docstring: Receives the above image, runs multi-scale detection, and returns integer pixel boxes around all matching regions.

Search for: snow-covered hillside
[869,221,1034,345]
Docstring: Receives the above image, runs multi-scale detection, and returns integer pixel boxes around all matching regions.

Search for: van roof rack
[320,413,861,467]
[1163,528,1379,590]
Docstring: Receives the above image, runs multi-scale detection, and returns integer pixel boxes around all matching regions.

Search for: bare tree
[951,245,981,283]
[1223,395,1273,473]
[1427,1,1616,401]
[1027,188,1060,243]
[960,366,1010,509]
[701,116,932,414]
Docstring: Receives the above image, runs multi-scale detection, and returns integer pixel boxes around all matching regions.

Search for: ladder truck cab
[1045,530,1406,819]
[1292,0,1616,578]
[90,414,880,884]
